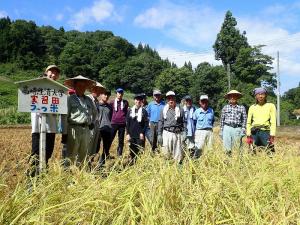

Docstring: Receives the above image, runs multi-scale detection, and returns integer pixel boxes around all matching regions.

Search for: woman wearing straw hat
[64,75,97,165]
[220,90,247,155]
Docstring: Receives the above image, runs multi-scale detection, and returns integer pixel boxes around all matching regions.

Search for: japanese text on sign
[17,79,68,114]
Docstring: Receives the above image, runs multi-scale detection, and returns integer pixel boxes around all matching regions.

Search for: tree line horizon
[0,10,299,123]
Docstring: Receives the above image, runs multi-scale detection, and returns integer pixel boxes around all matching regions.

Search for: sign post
[39,114,47,172]
[16,77,68,173]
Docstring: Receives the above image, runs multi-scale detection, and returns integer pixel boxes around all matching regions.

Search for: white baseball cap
[200,95,208,100]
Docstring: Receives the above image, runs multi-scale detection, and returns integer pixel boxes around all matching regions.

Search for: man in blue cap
[246,87,276,153]
[110,88,129,157]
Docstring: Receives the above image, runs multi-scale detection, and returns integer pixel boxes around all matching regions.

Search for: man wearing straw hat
[158,91,186,163]
[246,87,276,153]
[87,82,106,155]
[220,90,247,155]
[29,65,61,177]
[64,75,96,164]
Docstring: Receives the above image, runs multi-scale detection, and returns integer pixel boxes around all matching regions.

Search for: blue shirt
[146,100,165,123]
[193,107,215,129]
[184,106,196,136]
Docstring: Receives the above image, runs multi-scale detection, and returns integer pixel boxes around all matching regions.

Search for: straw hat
[45,65,60,73]
[90,81,106,92]
[64,75,95,89]
[224,90,242,98]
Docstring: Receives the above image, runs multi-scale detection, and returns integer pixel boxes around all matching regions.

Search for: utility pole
[227,63,231,91]
[277,51,281,126]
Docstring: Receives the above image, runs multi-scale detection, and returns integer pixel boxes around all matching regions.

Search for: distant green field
[0,78,18,108]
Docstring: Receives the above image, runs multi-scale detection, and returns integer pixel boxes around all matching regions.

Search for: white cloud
[0,10,8,18]
[68,0,122,30]
[262,4,287,15]
[238,17,300,83]
[135,1,300,92]
[134,2,223,47]
[157,47,220,68]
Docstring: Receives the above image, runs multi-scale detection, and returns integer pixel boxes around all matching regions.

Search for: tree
[233,46,275,86]
[213,11,249,66]
[39,25,67,64]
[120,53,166,94]
[59,40,97,79]
[183,61,193,71]
[99,51,169,94]
[190,63,227,114]
[283,84,300,107]
[0,17,12,63]
[230,45,276,107]
[99,57,127,90]
[9,19,46,69]
[155,67,193,100]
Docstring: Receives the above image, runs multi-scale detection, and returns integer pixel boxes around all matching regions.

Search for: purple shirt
[110,99,129,125]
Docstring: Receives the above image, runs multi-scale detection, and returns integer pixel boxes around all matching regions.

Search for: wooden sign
[15,77,69,114]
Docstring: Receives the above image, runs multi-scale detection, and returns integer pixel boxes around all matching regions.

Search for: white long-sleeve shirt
[31,113,58,133]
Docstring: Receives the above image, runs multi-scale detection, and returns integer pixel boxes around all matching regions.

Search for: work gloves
[246,136,253,145]
[269,136,275,144]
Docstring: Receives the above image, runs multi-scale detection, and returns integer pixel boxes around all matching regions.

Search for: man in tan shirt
[64,75,96,164]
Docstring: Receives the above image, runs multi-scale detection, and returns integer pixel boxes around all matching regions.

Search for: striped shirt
[220,104,247,132]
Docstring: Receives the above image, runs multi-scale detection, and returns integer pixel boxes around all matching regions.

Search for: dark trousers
[111,124,126,156]
[97,129,112,165]
[129,138,145,162]
[149,122,159,151]
[29,132,55,177]
[252,130,275,153]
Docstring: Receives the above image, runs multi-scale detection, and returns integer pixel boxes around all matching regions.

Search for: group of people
[29,64,277,176]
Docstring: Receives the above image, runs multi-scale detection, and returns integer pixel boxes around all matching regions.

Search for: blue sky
[1,0,300,93]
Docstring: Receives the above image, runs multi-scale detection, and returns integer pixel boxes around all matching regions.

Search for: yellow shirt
[246,103,276,136]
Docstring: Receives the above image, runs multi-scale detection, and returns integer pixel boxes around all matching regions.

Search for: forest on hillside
[0,11,299,124]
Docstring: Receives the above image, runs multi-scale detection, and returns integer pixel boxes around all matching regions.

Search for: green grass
[0,146,299,224]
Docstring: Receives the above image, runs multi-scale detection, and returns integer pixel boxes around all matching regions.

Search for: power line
[158,35,300,58]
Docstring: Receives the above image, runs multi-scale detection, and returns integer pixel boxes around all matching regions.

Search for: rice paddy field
[0,125,300,224]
